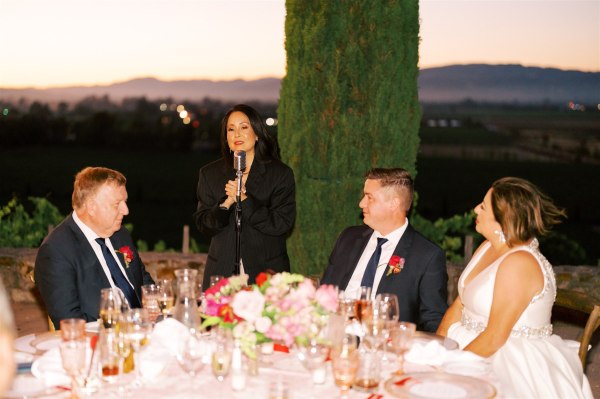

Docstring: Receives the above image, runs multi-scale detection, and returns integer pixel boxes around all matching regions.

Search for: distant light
[192,120,200,128]
[597,104,600,111]
[183,117,191,125]
[266,117,278,126]
[2,108,8,116]
[177,105,185,113]
[179,110,188,119]
[159,103,167,112]
[169,104,177,111]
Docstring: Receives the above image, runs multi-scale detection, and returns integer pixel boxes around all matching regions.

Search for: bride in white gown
[437,177,592,398]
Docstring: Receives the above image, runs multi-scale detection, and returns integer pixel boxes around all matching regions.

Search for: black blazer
[34,214,154,328]
[194,158,296,289]
[321,224,448,332]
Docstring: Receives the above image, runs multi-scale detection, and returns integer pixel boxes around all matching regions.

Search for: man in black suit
[35,167,154,329]
[321,168,448,332]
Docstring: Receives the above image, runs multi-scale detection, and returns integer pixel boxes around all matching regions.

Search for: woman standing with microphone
[194,104,296,289]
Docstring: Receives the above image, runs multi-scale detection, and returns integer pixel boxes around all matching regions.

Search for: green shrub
[0,197,64,247]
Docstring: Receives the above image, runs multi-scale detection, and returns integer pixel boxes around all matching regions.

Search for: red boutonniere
[116,246,134,268]
[386,255,405,276]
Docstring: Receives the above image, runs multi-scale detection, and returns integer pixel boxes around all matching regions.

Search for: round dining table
[8,326,501,399]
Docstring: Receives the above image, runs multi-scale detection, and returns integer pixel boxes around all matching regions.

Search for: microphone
[234,150,246,172]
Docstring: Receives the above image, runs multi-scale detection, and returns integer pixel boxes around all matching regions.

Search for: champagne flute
[177,329,206,389]
[389,321,416,375]
[59,318,85,342]
[211,327,232,382]
[59,339,86,399]
[99,288,124,329]
[157,279,175,317]
[331,334,360,399]
[354,286,372,323]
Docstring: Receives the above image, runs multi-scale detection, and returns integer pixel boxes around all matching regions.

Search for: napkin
[150,318,191,356]
[405,340,488,368]
[31,347,71,387]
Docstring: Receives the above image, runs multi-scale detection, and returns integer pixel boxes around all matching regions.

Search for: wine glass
[389,321,416,375]
[295,339,329,384]
[374,293,399,358]
[177,329,206,389]
[122,308,151,386]
[354,286,372,323]
[59,339,86,399]
[59,318,85,342]
[331,334,360,399]
[99,288,124,329]
[211,327,232,382]
[141,284,161,324]
[156,279,175,317]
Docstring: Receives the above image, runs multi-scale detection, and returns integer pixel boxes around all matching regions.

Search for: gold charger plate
[384,372,496,399]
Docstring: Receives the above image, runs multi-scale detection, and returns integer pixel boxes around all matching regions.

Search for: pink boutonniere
[386,255,405,276]
[116,246,134,268]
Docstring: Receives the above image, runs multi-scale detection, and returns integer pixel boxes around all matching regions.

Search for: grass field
[1,144,599,264]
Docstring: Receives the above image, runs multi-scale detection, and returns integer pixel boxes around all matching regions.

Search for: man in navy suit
[35,167,154,329]
[321,168,448,332]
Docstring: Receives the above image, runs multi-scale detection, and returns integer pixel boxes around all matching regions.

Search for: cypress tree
[279,0,421,276]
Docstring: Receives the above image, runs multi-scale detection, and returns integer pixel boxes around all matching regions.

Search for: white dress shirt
[344,218,409,300]
[72,211,134,289]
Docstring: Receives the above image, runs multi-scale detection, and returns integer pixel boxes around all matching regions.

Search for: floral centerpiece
[201,272,338,359]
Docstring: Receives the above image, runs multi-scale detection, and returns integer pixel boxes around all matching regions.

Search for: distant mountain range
[1,64,598,105]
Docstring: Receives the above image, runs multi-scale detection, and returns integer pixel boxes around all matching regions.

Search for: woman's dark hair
[220,104,279,166]
[491,177,566,246]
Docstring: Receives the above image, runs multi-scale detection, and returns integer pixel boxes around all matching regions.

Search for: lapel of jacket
[340,227,373,289]
[109,236,137,284]
[66,214,111,286]
[245,160,266,192]
[377,224,415,294]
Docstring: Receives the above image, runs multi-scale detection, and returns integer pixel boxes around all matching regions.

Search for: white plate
[85,321,100,333]
[442,361,491,376]
[14,351,35,363]
[30,332,61,352]
[4,374,63,398]
[384,372,496,399]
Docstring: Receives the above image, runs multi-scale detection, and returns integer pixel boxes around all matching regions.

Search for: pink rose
[315,284,338,312]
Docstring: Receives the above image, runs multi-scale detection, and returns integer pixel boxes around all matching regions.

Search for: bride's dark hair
[491,177,566,246]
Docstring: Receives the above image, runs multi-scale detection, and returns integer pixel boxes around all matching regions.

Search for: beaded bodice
[458,239,556,339]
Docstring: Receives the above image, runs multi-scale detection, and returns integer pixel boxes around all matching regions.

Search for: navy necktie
[95,238,141,308]
[360,237,388,288]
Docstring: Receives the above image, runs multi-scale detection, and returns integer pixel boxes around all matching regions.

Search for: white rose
[231,289,265,322]
[254,316,272,333]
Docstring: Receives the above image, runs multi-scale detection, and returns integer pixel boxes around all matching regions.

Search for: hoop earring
[493,229,506,244]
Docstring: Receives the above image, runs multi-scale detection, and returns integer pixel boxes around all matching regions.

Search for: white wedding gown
[447,239,593,398]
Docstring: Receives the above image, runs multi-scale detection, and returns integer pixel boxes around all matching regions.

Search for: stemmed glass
[58,318,86,399]
[211,327,233,382]
[99,288,127,329]
[374,293,399,358]
[156,279,175,317]
[177,329,206,389]
[141,284,162,324]
[389,321,416,375]
[330,334,360,399]
[295,339,329,384]
[122,309,151,386]
[354,286,372,323]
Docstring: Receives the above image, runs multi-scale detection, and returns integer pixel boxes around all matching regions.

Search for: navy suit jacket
[321,224,448,332]
[34,214,154,328]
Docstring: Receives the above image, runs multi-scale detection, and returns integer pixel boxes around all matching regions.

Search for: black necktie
[95,238,141,308]
[360,237,388,288]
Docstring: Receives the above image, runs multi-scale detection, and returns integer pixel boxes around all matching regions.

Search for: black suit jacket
[321,224,448,332]
[194,158,296,289]
[34,214,154,328]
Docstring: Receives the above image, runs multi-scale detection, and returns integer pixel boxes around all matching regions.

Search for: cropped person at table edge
[321,168,448,332]
[194,104,296,290]
[436,177,592,398]
[35,167,154,329]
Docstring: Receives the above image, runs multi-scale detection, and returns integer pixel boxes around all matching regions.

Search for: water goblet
[389,321,416,375]
[211,327,232,382]
[59,339,87,399]
[177,329,206,388]
[141,284,161,324]
[59,318,85,342]
[331,334,360,399]
[296,340,329,384]
[374,293,399,358]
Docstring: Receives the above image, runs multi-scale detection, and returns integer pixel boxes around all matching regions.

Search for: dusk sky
[0,0,598,89]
